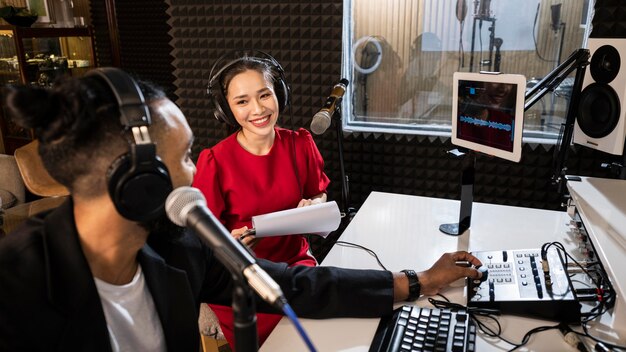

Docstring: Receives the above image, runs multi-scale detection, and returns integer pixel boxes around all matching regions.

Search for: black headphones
[87,67,173,222]
[207,50,291,127]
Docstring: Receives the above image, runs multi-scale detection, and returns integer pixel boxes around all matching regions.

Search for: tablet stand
[440,149,475,236]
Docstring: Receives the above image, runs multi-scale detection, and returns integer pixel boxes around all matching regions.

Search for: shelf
[0,25,91,38]
[0,25,96,154]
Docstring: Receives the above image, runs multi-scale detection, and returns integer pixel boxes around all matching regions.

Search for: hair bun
[4,85,60,134]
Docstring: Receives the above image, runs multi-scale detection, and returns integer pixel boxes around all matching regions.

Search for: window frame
[340,0,595,145]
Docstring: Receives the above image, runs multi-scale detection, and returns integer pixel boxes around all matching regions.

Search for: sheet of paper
[252,201,341,238]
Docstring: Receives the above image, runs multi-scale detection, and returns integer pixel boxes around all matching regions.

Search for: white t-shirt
[94,265,166,352]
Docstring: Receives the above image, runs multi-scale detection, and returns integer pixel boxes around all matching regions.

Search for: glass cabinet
[0,25,95,154]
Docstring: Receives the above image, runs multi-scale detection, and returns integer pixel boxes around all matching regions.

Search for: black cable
[334,240,388,271]
[577,322,626,351]
[507,324,562,351]
[540,242,624,350]
[532,2,557,63]
[479,19,483,66]
[435,293,450,302]
[542,241,602,288]
[459,19,465,69]
[542,241,616,317]
[428,297,560,350]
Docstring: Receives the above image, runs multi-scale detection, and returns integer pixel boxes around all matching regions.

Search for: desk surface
[261,192,579,352]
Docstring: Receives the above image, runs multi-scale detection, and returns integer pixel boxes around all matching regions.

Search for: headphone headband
[86,67,173,222]
[88,68,151,129]
[207,49,291,126]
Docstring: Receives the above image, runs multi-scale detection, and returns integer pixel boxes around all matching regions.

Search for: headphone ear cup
[265,56,290,113]
[107,153,173,222]
[274,76,290,113]
[209,80,238,127]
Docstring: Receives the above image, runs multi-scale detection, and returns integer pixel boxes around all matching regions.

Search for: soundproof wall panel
[89,0,113,67]
[89,0,176,97]
[591,0,626,38]
[167,1,343,161]
[115,1,176,96]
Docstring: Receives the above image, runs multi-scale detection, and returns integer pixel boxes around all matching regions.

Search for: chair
[0,154,25,210]
[1,140,69,235]
[199,304,230,352]
[14,140,69,197]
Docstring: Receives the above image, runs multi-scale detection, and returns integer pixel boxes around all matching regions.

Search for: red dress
[192,127,330,346]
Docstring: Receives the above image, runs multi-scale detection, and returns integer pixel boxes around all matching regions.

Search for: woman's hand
[297,198,323,207]
[231,226,258,249]
[297,193,327,207]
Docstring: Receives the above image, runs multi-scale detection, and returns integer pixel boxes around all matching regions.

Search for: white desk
[262,191,582,351]
[567,177,626,342]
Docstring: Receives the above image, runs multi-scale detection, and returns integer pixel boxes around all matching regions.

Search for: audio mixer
[466,248,581,322]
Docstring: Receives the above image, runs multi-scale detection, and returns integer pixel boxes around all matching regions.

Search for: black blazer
[0,199,393,351]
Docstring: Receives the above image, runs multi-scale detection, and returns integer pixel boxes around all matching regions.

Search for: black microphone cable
[335,240,388,271]
[532,2,558,63]
[539,242,624,351]
[427,296,563,351]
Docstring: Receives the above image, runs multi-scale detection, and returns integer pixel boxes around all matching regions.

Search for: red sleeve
[295,128,330,198]
[192,148,226,224]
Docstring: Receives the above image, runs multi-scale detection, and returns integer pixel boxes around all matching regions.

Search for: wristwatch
[401,269,421,301]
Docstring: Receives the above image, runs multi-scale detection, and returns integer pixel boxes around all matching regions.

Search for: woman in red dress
[193,53,330,347]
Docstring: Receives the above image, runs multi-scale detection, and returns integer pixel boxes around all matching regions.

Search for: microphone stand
[231,276,258,352]
[333,102,356,222]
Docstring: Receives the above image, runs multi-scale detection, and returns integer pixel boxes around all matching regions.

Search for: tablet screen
[452,72,526,162]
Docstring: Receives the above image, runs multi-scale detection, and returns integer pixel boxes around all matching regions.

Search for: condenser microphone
[310,78,349,135]
[165,186,286,309]
[550,4,562,33]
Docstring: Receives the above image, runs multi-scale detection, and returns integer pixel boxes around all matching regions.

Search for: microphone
[550,4,562,33]
[165,186,286,309]
[455,0,467,23]
[310,78,349,135]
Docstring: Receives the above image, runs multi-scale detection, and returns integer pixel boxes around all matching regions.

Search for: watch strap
[401,269,421,301]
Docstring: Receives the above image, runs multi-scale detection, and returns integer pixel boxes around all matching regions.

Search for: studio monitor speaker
[574,38,626,155]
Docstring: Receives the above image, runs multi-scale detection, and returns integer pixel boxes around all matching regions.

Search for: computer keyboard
[369,305,476,352]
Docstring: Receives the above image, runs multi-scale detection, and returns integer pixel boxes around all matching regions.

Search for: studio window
[342,0,594,142]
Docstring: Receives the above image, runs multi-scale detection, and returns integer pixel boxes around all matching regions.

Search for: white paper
[252,201,341,238]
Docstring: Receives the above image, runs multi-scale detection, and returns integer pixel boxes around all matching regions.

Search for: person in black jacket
[0,68,482,351]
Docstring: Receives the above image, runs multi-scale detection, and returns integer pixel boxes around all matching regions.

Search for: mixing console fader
[467,249,581,322]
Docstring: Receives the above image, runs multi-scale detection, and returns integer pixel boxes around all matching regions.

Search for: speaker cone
[577,83,621,138]
[590,45,621,84]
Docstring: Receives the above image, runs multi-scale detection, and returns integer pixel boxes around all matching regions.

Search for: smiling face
[226,69,279,140]
[483,82,513,107]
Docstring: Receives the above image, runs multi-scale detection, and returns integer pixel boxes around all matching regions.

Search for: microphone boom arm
[524,48,590,194]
